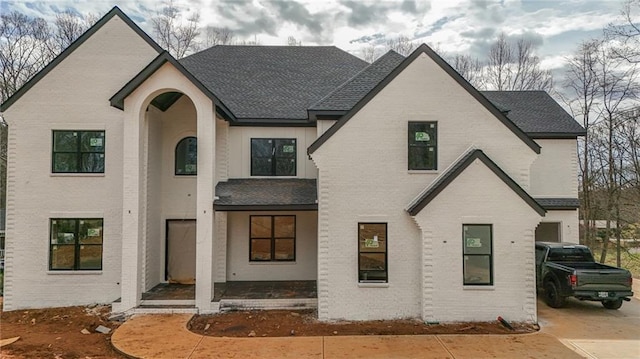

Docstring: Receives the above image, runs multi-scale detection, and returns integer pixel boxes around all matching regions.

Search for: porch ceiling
[214,179,317,211]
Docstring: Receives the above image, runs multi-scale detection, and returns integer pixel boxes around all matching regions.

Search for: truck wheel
[544,281,565,308]
[602,298,623,310]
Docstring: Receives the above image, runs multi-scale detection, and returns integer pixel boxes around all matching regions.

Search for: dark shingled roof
[481,91,585,137]
[310,50,405,111]
[407,149,546,216]
[535,198,580,210]
[214,179,317,211]
[179,46,368,120]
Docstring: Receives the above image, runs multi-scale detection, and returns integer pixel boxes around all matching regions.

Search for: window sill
[249,261,296,265]
[358,282,389,288]
[407,170,438,174]
[47,270,103,275]
[50,173,105,177]
[463,285,495,290]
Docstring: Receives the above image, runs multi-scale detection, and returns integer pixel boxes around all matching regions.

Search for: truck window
[535,247,546,265]
[547,247,594,262]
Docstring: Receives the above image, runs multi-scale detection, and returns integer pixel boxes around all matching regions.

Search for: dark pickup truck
[535,242,634,309]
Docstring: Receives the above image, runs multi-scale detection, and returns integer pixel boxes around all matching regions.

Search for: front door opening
[166,219,196,283]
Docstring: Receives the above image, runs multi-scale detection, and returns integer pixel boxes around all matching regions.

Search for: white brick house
[0,7,584,323]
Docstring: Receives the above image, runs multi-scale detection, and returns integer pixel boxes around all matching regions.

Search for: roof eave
[528,132,586,139]
[213,204,318,211]
[0,6,163,112]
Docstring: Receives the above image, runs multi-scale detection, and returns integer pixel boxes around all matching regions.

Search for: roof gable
[0,6,162,112]
[308,44,541,155]
[407,149,545,216]
[109,51,234,120]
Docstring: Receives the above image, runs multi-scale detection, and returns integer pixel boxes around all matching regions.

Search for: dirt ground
[0,299,123,359]
[2,302,537,358]
[188,309,538,337]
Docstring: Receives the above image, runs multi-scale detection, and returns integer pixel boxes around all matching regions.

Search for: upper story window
[463,224,493,285]
[50,218,103,270]
[408,122,437,170]
[251,138,296,176]
[175,137,197,175]
[52,131,105,173]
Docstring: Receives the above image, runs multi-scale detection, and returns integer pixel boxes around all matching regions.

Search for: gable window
[251,139,296,176]
[50,218,103,270]
[463,224,493,285]
[408,122,437,170]
[250,215,295,261]
[358,223,387,282]
[52,131,105,173]
[175,136,197,175]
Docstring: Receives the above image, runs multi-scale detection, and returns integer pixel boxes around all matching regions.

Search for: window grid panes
[358,223,388,282]
[250,215,295,261]
[52,131,105,173]
[175,137,197,175]
[463,224,493,285]
[251,138,296,176]
[50,218,103,270]
[408,122,437,170]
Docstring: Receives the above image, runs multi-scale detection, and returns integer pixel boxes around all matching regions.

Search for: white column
[116,100,145,312]
[195,102,216,311]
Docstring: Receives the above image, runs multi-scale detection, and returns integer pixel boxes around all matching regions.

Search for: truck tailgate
[577,269,631,291]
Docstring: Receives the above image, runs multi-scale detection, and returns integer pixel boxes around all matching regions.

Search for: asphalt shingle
[215,179,317,208]
[179,46,368,120]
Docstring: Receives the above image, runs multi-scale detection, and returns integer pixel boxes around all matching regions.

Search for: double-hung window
[250,216,295,261]
[358,223,388,282]
[50,218,103,270]
[463,224,493,285]
[251,138,296,176]
[52,131,105,173]
[408,122,437,170]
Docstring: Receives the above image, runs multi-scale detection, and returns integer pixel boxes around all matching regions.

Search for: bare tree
[151,0,201,58]
[606,0,640,63]
[52,10,97,52]
[451,54,484,88]
[385,35,417,56]
[361,44,380,63]
[203,26,234,47]
[563,40,601,247]
[485,33,553,91]
[287,36,302,46]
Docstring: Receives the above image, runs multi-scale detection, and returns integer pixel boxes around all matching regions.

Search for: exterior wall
[228,127,317,179]
[540,210,579,244]
[226,211,317,281]
[530,139,578,198]
[414,161,541,323]
[316,119,337,137]
[117,62,216,311]
[310,53,538,321]
[2,15,159,310]
[144,107,163,291]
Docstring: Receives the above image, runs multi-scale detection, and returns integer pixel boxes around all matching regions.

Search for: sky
[0,0,630,72]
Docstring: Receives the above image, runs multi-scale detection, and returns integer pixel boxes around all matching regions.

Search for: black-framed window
[250,215,295,261]
[358,223,387,282]
[175,136,197,175]
[52,131,105,173]
[50,218,103,270]
[463,224,493,285]
[408,122,437,170]
[251,138,296,176]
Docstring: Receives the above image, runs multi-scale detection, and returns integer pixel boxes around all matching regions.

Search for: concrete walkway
[111,314,581,359]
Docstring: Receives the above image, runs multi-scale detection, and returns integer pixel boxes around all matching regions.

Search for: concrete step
[218,298,317,311]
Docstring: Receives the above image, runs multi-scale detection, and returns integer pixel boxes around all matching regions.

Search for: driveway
[537,285,640,359]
